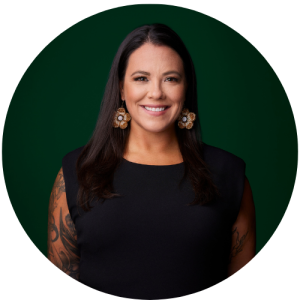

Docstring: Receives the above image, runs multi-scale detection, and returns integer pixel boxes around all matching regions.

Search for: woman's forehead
[126,43,184,74]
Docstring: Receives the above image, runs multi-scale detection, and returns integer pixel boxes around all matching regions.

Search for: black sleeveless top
[62,143,245,299]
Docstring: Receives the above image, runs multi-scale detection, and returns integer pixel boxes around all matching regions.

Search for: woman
[47,23,256,299]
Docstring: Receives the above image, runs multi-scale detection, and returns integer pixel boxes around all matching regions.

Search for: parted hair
[76,23,219,211]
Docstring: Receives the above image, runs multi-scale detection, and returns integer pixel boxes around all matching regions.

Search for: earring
[177,108,196,129]
[113,100,131,129]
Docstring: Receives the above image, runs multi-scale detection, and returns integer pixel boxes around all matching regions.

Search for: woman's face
[120,43,187,133]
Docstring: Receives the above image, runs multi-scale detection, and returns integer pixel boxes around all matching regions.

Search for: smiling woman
[47,23,256,299]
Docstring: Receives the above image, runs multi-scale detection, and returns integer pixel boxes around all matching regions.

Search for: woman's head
[116,23,197,133]
[88,23,200,155]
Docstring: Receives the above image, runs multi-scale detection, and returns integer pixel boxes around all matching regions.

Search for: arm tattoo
[228,227,249,263]
[48,171,65,243]
[47,171,80,280]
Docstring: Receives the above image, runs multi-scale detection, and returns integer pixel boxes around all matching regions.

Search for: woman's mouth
[140,105,170,116]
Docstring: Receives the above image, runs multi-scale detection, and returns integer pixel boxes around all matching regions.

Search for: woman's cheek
[126,85,146,103]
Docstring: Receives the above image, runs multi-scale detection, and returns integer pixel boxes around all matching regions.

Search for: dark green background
[2,4,298,257]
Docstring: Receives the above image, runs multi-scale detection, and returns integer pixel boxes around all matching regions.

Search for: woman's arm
[47,168,80,280]
[227,176,256,276]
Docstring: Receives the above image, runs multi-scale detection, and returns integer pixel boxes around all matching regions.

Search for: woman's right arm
[47,167,80,280]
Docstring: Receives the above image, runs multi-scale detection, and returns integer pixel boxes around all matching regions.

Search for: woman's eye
[135,77,148,81]
[165,77,178,82]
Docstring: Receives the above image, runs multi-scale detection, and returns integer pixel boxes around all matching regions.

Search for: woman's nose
[148,80,164,100]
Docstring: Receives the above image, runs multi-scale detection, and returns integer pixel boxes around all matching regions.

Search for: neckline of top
[122,157,184,167]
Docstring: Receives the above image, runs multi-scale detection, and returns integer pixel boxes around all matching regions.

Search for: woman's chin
[139,123,174,134]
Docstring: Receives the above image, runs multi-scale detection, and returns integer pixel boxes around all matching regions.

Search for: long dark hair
[76,23,218,211]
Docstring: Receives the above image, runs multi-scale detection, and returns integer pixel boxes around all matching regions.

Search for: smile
[140,105,170,116]
[144,106,167,111]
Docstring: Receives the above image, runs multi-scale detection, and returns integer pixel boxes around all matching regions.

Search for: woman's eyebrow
[131,70,182,77]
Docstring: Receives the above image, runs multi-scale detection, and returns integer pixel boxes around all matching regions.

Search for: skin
[228,177,256,276]
[120,43,187,165]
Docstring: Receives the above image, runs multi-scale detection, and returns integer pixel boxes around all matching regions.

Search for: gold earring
[113,100,131,129]
[177,108,196,129]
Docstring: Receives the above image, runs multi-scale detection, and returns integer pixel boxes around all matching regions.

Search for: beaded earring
[177,108,196,129]
[113,100,131,129]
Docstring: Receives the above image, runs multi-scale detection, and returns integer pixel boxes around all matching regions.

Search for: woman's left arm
[227,176,256,276]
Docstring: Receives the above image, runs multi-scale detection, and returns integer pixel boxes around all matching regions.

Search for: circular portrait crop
[2,4,298,299]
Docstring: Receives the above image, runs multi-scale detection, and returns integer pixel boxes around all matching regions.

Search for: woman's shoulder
[62,145,86,165]
[201,142,246,172]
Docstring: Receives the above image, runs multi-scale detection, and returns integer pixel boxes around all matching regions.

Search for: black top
[62,143,246,299]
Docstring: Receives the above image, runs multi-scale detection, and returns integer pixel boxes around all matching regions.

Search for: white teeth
[144,106,166,111]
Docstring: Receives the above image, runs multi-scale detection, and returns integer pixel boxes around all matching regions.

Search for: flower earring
[113,100,131,129]
[177,108,196,129]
